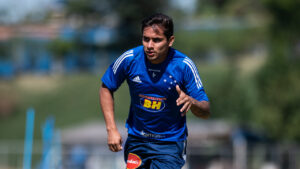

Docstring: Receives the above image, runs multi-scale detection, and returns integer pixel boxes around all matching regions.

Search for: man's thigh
[149,154,185,169]
[124,136,186,169]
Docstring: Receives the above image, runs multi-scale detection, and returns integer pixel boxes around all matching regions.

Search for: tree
[255,0,300,141]
[109,0,167,49]
[64,0,168,50]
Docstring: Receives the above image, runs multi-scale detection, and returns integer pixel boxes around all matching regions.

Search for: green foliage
[65,0,100,17]
[198,64,257,123]
[254,0,300,141]
[0,41,11,60]
[192,0,300,143]
[262,0,300,44]
[197,0,229,14]
[263,0,300,31]
[174,27,266,59]
[255,62,300,140]
[64,0,168,50]
[110,0,168,49]
[48,39,75,59]
[255,53,300,140]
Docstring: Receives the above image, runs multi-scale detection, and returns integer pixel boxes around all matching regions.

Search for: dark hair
[141,13,174,40]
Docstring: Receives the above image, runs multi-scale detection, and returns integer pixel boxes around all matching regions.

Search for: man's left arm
[176,85,210,119]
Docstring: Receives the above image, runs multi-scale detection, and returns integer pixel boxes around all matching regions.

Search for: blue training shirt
[101,46,209,142]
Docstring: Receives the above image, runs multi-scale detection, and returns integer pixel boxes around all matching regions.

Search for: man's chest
[126,64,182,97]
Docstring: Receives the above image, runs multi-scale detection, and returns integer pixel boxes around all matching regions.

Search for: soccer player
[100,13,210,169]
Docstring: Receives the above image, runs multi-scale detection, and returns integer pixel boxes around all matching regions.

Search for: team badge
[126,153,142,169]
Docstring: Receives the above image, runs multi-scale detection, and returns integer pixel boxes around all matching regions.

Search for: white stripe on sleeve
[183,58,203,89]
[112,50,133,74]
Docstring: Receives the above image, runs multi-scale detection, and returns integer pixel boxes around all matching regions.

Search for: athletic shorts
[124,135,186,169]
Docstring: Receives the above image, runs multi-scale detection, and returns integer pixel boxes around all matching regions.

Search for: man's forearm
[99,84,118,131]
[190,100,210,119]
[99,84,123,152]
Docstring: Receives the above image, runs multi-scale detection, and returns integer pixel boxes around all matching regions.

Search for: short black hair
[141,13,174,40]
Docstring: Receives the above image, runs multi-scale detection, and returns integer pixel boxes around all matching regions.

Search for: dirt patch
[15,74,61,93]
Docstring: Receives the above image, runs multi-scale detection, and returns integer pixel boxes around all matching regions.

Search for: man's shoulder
[116,46,143,66]
[128,45,144,56]
[170,48,200,74]
[171,48,187,57]
[122,46,144,61]
[170,48,191,65]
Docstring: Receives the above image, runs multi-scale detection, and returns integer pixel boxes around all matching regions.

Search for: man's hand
[176,85,193,116]
[107,128,123,152]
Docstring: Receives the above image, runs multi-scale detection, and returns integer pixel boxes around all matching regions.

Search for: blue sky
[171,0,196,14]
[0,0,57,23]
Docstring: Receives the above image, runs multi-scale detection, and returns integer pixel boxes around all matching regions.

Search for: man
[100,13,210,169]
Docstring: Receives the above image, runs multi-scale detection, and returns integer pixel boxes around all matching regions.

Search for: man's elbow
[199,110,210,119]
[192,109,210,119]
[191,101,211,119]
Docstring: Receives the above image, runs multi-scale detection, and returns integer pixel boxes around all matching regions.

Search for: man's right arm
[99,83,123,152]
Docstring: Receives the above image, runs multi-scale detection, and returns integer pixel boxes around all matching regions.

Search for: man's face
[142,25,174,64]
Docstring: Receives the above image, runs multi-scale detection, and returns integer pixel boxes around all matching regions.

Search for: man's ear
[168,36,175,47]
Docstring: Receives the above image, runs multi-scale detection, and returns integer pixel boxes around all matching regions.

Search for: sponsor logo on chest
[139,94,166,112]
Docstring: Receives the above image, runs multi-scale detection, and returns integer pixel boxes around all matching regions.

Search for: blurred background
[0,0,300,168]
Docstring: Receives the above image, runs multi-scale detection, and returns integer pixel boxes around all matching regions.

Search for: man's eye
[143,37,150,42]
[153,38,162,42]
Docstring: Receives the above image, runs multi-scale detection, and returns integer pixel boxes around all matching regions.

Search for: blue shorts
[124,135,186,169]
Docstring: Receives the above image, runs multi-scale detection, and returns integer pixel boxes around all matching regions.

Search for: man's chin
[146,55,157,61]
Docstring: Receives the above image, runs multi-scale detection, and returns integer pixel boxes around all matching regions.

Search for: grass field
[0,72,131,139]
[0,55,263,140]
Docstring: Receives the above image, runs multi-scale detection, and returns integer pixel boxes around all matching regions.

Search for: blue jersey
[101,46,208,142]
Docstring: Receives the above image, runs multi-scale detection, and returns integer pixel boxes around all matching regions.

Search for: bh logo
[139,94,166,112]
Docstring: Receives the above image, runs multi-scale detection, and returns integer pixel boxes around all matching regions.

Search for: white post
[233,130,247,169]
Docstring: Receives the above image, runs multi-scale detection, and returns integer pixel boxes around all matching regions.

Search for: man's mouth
[146,51,155,56]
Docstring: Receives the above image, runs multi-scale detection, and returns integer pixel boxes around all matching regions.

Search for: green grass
[0,72,132,140]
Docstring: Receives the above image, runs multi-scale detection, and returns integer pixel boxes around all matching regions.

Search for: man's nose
[147,40,154,48]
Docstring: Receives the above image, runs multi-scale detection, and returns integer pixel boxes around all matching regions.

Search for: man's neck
[149,49,169,64]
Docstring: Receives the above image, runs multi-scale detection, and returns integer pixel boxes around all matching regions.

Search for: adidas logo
[133,76,142,83]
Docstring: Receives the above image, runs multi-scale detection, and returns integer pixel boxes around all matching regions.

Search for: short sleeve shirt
[102,46,209,141]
